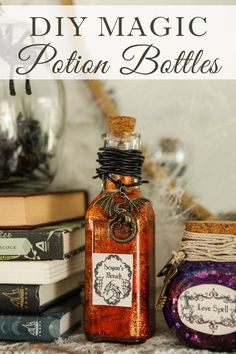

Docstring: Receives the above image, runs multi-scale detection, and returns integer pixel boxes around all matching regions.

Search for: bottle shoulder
[86,190,155,221]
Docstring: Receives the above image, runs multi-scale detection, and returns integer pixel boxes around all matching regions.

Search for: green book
[0,272,84,313]
[0,291,83,342]
[0,220,85,261]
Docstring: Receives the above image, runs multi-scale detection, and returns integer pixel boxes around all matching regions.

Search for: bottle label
[178,284,236,335]
[92,253,133,307]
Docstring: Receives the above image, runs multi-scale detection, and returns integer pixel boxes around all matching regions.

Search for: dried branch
[60,0,212,221]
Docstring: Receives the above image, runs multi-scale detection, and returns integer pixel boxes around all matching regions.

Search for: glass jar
[153,137,188,178]
[161,221,236,352]
[0,80,65,192]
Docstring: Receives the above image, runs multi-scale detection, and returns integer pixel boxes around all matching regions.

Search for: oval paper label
[177,284,236,335]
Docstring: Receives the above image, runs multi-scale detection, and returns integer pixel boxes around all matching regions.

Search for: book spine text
[0,284,40,313]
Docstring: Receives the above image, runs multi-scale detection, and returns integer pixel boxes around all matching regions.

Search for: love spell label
[178,284,236,336]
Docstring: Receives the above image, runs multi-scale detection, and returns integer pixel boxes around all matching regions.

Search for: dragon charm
[94,186,149,243]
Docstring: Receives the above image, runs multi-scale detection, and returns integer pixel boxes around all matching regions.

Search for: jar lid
[185,220,236,236]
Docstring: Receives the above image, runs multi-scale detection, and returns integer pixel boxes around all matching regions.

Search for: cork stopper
[185,220,236,236]
[107,116,136,139]
[160,138,179,153]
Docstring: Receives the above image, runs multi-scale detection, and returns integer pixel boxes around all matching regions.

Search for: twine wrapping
[179,231,236,262]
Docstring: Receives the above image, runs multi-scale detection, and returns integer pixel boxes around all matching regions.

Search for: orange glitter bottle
[85,116,155,343]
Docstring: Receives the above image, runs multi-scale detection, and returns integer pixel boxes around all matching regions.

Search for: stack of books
[0,190,87,342]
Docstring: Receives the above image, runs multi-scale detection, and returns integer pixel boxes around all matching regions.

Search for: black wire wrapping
[94,147,148,188]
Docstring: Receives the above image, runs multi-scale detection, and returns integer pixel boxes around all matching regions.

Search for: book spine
[0,314,60,342]
[0,230,63,260]
[0,284,40,313]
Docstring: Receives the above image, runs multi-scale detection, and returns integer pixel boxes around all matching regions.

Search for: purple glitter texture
[163,261,236,351]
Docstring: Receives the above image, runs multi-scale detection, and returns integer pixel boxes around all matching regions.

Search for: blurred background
[4,0,236,278]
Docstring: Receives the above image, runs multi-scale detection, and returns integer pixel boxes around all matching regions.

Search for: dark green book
[0,220,85,261]
[0,272,84,313]
[0,292,83,342]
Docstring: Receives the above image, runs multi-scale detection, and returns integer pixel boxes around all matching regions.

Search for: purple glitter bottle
[159,221,236,352]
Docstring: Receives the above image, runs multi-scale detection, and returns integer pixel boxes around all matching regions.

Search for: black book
[0,272,84,313]
[0,220,85,261]
[0,291,83,342]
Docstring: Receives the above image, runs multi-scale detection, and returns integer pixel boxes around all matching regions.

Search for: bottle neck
[102,132,141,192]
[103,175,139,192]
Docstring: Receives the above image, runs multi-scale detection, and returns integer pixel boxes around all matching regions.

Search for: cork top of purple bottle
[186,220,236,235]
[107,116,136,139]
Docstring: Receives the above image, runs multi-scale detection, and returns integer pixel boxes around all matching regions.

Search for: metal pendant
[156,251,186,308]
[109,209,138,244]
[94,186,149,244]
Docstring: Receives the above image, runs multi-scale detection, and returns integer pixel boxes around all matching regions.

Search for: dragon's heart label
[178,284,236,335]
[92,253,133,307]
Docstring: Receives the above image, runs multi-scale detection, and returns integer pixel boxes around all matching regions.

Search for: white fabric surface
[0,312,229,354]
